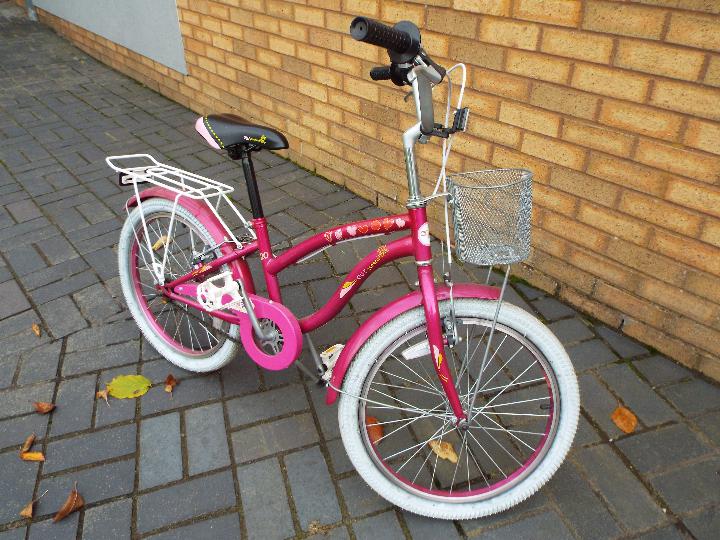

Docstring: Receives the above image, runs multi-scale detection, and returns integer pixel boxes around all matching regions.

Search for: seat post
[238,147,264,219]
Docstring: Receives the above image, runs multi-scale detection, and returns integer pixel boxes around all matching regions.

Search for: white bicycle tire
[118,198,239,372]
[338,298,579,520]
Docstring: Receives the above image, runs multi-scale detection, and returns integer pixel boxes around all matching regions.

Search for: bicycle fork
[409,206,466,423]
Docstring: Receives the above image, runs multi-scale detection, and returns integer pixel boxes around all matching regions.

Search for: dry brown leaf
[366,416,384,445]
[152,235,168,251]
[53,483,84,522]
[33,402,55,414]
[20,451,45,462]
[31,323,41,337]
[20,433,36,454]
[428,440,458,463]
[611,405,638,434]
[19,490,47,519]
[96,388,110,406]
[164,374,178,395]
[308,520,334,535]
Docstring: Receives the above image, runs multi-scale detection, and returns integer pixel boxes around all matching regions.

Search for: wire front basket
[447,169,532,266]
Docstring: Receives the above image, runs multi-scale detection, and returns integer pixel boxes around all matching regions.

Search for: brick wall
[30,1,720,379]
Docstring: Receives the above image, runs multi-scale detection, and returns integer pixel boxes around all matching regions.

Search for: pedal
[452,107,469,133]
[196,271,246,312]
[320,344,344,382]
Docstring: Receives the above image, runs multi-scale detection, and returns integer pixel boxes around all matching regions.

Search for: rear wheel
[338,299,579,519]
[118,199,239,372]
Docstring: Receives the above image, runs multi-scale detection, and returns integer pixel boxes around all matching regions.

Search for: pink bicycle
[108,17,579,519]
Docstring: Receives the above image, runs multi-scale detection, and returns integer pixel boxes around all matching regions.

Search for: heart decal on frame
[347,225,357,236]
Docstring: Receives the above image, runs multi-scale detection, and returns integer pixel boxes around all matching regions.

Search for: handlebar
[350,17,418,58]
[369,66,392,81]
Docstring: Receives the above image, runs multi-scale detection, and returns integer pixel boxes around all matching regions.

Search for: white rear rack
[106,154,254,283]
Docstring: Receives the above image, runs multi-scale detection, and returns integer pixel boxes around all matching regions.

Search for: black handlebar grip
[350,17,412,54]
[369,66,392,81]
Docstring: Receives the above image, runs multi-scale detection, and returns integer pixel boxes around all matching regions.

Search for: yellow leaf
[20,451,45,462]
[31,323,41,337]
[428,440,458,463]
[20,490,47,519]
[611,405,638,434]
[152,235,168,251]
[107,375,152,399]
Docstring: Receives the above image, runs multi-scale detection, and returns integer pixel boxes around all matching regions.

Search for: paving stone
[684,506,719,540]
[227,383,308,427]
[141,374,221,415]
[532,296,577,320]
[548,318,594,344]
[567,339,618,371]
[27,514,79,540]
[547,461,622,538]
[573,414,601,447]
[50,374,95,436]
[339,474,392,517]
[220,357,261,397]
[4,244,46,275]
[596,325,648,358]
[238,457,295,540]
[65,320,138,352]
[0,412,48,451]
[598,363,678,427]
[650,457,720,515]
[0,528,26,540]
[45,423,136,474]
[232,412,319,463]
[308,380,342,441]
[616,423,714,474]
[578,372,622,437]
[139,412,183,489]
[6,199,42,222]
[0,279,30,319]
[145,514,242,540]
[62,340,139,375]
[403,511,462,539]
[83,246,118,281]
[0,355,17,389]
[576,444,665,532]
[37,295,86,338]
[634,525,686,540]
[633,355,693,387]
[72,282,121,323]
[306,526,351,540]
[19,256,87,290]
[460,492,549,535]
[479,510,574,540]
[136,471,236,534]
[326,437,354,474]
[17,341,61,384]
[286,446,341,529]
[37,459,135,515]
[352,511,405,540]
[185,402,231,475]
[0,451,39,524]
[0,381,54,419]
[36,235,78,265]
[658,378,720,416]
[693,410,720,447]
[30,269,98,304]
[82,499,132,540]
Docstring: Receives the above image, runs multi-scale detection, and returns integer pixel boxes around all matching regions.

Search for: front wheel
[338,299,579,520]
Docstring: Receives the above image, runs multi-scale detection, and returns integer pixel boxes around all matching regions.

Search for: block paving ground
[1,4,718,539]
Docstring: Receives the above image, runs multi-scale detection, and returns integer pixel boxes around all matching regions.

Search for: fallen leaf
[96,388,110,406]
[308,520,333,535]
[20,433,36,454]
[31,323,41,337]
[611,405,638,434]
[32,402,55,414]
[152,235,168,251]
[106,374,152,399]
[428,440,458,463]
[366,416,383,445]
[53,483,84,522]
[20,451,45,462]
[164,374,178,395]
[19,490,47,519]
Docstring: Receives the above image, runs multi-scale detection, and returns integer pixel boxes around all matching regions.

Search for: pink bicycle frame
[146,199,468,419]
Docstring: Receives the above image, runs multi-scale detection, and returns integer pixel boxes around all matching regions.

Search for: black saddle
[196,114,288,151]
